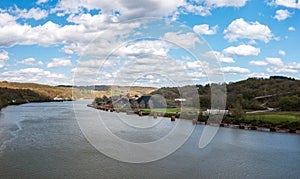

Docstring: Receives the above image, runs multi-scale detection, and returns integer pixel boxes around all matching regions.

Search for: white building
[203,109,228,115]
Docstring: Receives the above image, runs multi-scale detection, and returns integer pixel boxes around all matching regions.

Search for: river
[0,101,299,178]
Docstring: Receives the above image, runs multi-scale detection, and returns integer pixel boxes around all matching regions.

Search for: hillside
[0,81,157,108]
[0,81,73,99]
[150,76,300,111]
[0,87,51,109]
[226,76,300,110]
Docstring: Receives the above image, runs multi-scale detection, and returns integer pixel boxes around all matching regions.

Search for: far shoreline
[0,99,73,111]
[87,104,300,135]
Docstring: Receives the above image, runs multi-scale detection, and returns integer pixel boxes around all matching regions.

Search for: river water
[0,101,299,178]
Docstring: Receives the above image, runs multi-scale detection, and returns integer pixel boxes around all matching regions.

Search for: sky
[0,0,299,87]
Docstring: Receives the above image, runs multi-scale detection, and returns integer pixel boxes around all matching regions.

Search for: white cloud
[288,26,295,31]
[18,57,44,66]
[278,50,286,56]
[186,61,203,70]
[0,11,142,58]
[266,61,300,74]
[162,32,201,49]
[12,7,48,20]
[52,0,183,19]
[118,40,170,59]
[47,57,72,68]
[77,59,115,69]
[37,0,49,4]
[267,67,298,73]
[246,73,270,79]
[223,18,273,43]
[0,49,9,68]
[274,9,291,21]
[223,45,260,56]
[193,24,218,35]
[183,3,211,16]
[205,0,248,7]
[249,60,268,66]
[222,66,250,73]
[204,51,235,63]
[0,50,9,60]
[0,13,16,26]
[265,57,284,66]
[0,68,66,84]
[182,0,248,16]
[248,39,257,45]
[272,0,300,9]
[287,62,300,69]
[249,57,299,74]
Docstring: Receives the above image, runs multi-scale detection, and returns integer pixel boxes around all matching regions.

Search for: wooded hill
[0,87,51,109]
[0,81,156,109]
[0,81,73,99]
[151,76,300,111]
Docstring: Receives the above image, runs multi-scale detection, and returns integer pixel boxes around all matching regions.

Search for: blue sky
[0,0,299,86]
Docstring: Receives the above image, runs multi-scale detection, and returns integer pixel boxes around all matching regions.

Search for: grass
[140,108,180,113]
[245,112,300,126]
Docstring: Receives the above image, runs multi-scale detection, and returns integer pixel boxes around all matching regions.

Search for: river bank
[88,104,300,134]
[0,99,73,111]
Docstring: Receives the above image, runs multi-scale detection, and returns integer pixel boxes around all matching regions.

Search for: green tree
[279,95,300,111]
[231,94,245,119]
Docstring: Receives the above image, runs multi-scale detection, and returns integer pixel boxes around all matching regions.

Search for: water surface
[0,101,299,178]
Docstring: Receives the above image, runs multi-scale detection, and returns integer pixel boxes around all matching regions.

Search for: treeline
[151,76,300,111]
[0,87,51,109]
[0,81,73,99]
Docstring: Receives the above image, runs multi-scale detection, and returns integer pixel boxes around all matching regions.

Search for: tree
[231,94,245,119]
[279,95,300,111]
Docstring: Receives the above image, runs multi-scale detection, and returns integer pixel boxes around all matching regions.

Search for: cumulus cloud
[223,45,260,56]
[288,26,295,31]
[193,24,218,35]
[266,61,300,74]
[116,40,170,60]
[52,0,183,19]
[287,62,300,69]
[249,60,268,66]
[265,57,284,66]
[77,59,115,69]
[267,67,298,73]
[0,49,9,68]
[274,9,291,21]
[205,0,248,7]
[162,32,201,49]
[10,7,48,20]
[0,49,9,60]
[223,18,273,43]
[18,57,44,66]
[0,68,66,84]
[0,13,16,26]
[183,3,211,16]
[271,0,300,9]
[108,57,195,87]
[246,72,270,79]
[222,66,250,73]
[204,51,234,63]
[182,0,248,16]
[36,0,49,4]
[249,57,299,74]
[47,57,72,68]
[278,50,286,56]
[185,61,203,70]
[0,11,144,61]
